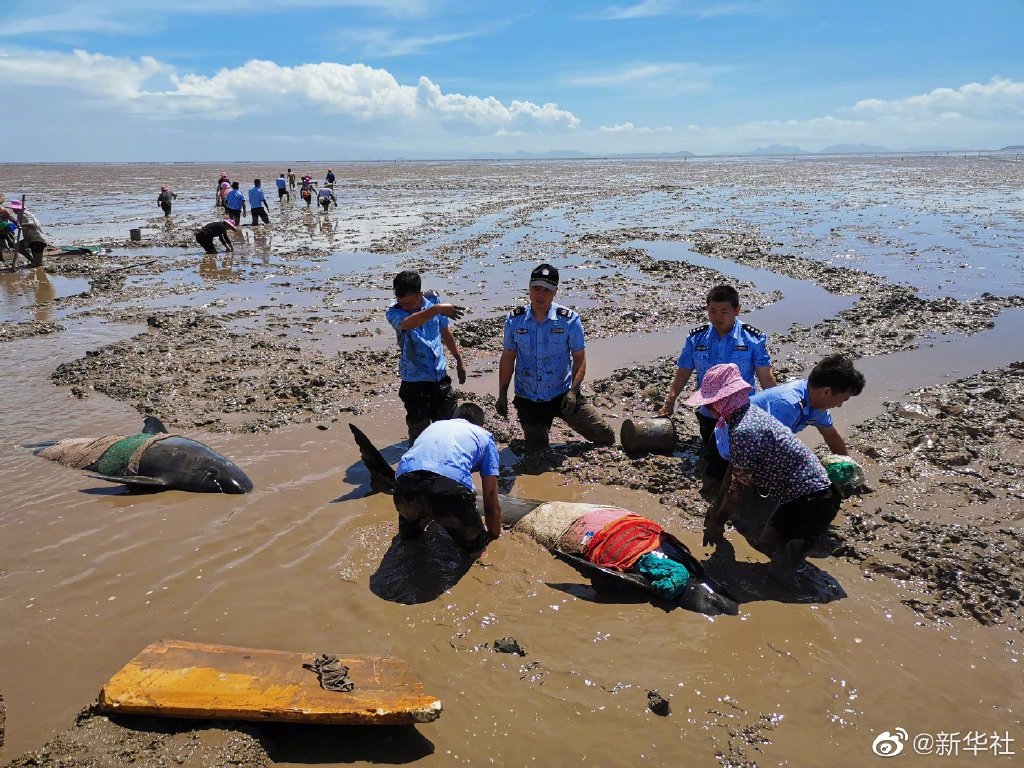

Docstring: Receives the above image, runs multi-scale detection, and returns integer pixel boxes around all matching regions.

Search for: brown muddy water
[1,157,1022,767]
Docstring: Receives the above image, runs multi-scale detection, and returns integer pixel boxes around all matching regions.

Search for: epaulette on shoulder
[556,306,575,319]
[423,289,439,299]
[741,323,765,337]
[510,306,527,317]
[689,323,710,336]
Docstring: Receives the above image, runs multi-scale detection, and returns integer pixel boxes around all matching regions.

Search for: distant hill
[748,144,811,155]
[468,149,695,160]
[819,143,890,154]
[1000,144,1024,151]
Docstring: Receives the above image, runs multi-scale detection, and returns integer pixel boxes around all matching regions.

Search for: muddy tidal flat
[1,156,1023,767]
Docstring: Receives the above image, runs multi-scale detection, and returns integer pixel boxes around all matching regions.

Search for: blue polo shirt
[276,177,287,190]
[224,189,245,210]
[503,302,585,402]
[396,418,500,490]
[386,291,450,383]
[749,379,833,434]
[677,318,771,417]
[248,187,268,208]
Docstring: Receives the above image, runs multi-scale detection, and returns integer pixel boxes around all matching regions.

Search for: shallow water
[1,158,1023,766]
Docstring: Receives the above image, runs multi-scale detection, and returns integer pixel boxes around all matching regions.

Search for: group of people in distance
[387,264,866,587]
[179,169,339,255]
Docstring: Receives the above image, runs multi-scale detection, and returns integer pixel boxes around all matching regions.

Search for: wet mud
[2,156,1023,767]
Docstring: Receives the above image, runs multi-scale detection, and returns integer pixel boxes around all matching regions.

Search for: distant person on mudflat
[287,168,296,190]
[300,175,316,208]
[659,284,777,495]
[497,263,615,452]
[195,219,236,254]
[386,269,467,445]
[4,199,47,268]
[393,402,501,557]
[248,179,270,226]
[749,353,865,456]
[325,168,336,188]
[692,363,839,589]
[276,174,290,202]
[157,185,177,217]
[216,173,230,207]
[224,182,246,226]
[317,186,337,214]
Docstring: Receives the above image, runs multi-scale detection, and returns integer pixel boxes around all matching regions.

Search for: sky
[2,0,1022,161]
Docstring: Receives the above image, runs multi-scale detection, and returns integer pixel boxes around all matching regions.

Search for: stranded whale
[34,417,253,494]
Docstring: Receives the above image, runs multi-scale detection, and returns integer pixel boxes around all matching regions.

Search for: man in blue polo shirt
[394,402,501,556]
[497,263,614,451]
[224,182,246,226]
[248,179,270,226]
[659,284,778,492]
[749,353,865,455]
[386,270,467,444]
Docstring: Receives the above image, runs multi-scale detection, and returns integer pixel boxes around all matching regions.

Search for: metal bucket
[129,228,142,242]
[620,417,677,454]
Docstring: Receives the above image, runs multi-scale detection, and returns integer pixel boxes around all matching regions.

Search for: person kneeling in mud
[317,186,337,213]
[195,219,236,254]
[393,402,501,556]
[688,363,840,588]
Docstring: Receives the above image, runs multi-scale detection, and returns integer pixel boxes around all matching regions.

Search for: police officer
[496,263,615,451]
[659,284,777,493]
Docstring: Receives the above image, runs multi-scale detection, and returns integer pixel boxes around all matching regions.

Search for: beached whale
[350,424,738,616]
[33,417,253,494]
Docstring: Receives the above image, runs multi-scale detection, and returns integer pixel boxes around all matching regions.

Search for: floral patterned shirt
[726,404,830,505]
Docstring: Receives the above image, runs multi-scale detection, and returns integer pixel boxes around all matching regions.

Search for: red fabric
[558,507,630,554]
[584,514,663,571]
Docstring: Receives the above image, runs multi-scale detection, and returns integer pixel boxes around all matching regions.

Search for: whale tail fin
[349,423,397,495]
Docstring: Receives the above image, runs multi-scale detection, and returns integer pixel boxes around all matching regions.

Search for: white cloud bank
[0,48,579,135]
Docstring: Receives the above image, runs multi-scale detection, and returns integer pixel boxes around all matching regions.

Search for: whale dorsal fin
[143,417,169,434]
[89,474,168,487]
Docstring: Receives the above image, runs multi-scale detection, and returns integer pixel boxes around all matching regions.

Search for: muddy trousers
[16,238,46,268]
[399,376,457,445]
[697,412,729,481]
[161,203,172,217]
[251,207,269,225]
[195,232,218,254]
[393,470,490,553]
[514,392,615,451]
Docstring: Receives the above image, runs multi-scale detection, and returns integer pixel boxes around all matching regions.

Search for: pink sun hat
[223,219,237,231]
[6,199,24,210]
[683,363,753,408]
[220,181,231,189]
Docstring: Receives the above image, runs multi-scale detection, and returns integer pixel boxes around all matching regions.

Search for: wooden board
[97,640,442,725]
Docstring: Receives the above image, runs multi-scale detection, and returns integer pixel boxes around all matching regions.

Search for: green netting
[821,453,864,487]
[94,433,152,476]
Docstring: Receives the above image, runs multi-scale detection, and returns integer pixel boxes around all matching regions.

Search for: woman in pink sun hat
[691,363,840,589]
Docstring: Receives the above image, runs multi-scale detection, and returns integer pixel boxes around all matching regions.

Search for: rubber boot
[560,401,615,446]
[521,422,550,452]
[768,538,807,589]
[756,523,781,556]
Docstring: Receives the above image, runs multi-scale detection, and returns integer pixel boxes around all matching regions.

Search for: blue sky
[2,0,1022,160]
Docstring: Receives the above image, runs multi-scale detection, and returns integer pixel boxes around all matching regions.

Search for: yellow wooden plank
[97,640,442,725]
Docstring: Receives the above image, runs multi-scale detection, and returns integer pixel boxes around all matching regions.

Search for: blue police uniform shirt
[503,302,585,402]
[396,418,500,491]
[276,177,287,189]
[224,189,245,210]
[749,379,833,434]
[248,187,268,209]
[386,290,450,383]
[676,318,771,417]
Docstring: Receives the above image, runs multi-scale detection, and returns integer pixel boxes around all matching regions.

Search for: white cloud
[569,62,724,93]
[591,0,782,21]
[0,47,579,134]
[850,77,1024,120]
[598,122,672,133]
[346,25,495,57]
